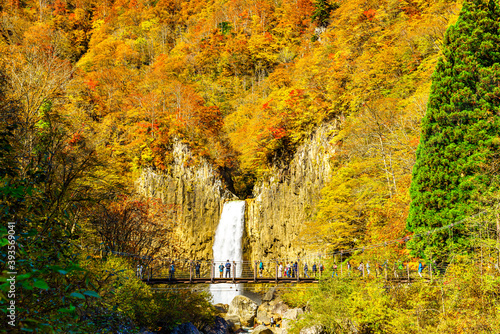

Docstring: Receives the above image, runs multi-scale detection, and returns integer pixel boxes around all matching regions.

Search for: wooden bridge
[139,259,442,285]
[143,277,319,285]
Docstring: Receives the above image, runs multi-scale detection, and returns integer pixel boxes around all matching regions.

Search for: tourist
[136,264,141,278]
[219,263,224,278]
[294,262,298,278]
[331,263,338,277]
[319,263,324,276]
[418,261,424,278]
[195,262,201,278]
[366,261,370,276]
[278,262,283,278]
[304,263,309,278]
[270,316,275,328]
[169,262,175,280]
[286,263,291,277]
[358,261,364,276]
[312,263,317,276]
[225,260,231,278]
[259,260,264,277]
[398,261,404,277]
[346,260,351,276]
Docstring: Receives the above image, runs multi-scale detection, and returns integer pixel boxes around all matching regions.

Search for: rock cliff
[244,123,336,263]
[135,140,236,260]
[136,122,336,263]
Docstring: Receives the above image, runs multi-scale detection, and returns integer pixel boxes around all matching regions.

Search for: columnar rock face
[244,123,336,263]
[135,140,236,260]
[136,122,336,263]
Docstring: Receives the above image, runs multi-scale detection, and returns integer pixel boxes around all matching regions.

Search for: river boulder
[256,306,271,325]
[227,295,258,326]
[223,314,241,332]
[170,322,201,334]
[202,316,230,334]
[252,325,273,334]
[270,300,289,316]
[299,325,324,334]
[282,308,304,330]
[262,287,276,302]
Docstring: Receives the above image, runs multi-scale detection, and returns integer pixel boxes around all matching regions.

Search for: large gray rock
[282,308,304,330]
[256,312,270,325]
[214,303,229,314]
[223,314,241,332]
[252,325,273,334]
[283,308,304,321]
[270,300,289,316]
[262,287,276,302]
[299,325,324,334]
[202,316,230,334]
[256,304,271,325]
[227,295,258,327]
[171,322,201,334]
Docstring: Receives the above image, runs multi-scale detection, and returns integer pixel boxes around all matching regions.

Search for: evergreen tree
[407,0,500,259]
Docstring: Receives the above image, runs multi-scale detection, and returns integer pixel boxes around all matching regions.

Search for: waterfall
[210,200,245,304]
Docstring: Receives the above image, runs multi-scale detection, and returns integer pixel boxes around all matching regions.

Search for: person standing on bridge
[195,262,201,278]
[304,263,310,278]
[293,262,298,278]
[346,261,351,276]
[331,263,338,277]
[366,261,371,277]
[219,263,224,278]
[418,261,424,278]
[312,263,317,277]
[169,262,175,280]
[225,260,231,278]
[259,260,264,277]
[278,262,283,278]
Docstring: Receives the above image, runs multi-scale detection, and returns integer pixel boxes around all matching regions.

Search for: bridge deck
[143,277,319,285]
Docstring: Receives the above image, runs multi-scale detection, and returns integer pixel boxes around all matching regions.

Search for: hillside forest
[1,0,500,332]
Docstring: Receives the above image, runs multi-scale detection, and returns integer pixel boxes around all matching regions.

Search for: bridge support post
[232,261,236,283]
[340,252,343,277]
[189,261,193,284]
[275,261,278,283]
[297,259,300,282]
[429,260,433,282]
[211,261,214,283]
[254,261,257,282]
[407,262,410,282]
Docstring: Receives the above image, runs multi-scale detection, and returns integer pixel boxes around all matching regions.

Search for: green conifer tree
[407,0,500,259]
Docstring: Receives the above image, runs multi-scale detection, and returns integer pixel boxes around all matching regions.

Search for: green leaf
[58,305,76,313]
[0,238,9,247]
[70,292,85,299]
[83,290,101,298]
[17,273,32,280]
[33,280,49,290]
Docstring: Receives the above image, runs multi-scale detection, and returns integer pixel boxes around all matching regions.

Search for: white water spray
[210,200,245,304]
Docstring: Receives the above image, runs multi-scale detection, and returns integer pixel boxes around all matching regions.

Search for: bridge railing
[140,258,457,282]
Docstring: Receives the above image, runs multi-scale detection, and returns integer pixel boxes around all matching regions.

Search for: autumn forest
[1,0,500,332]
